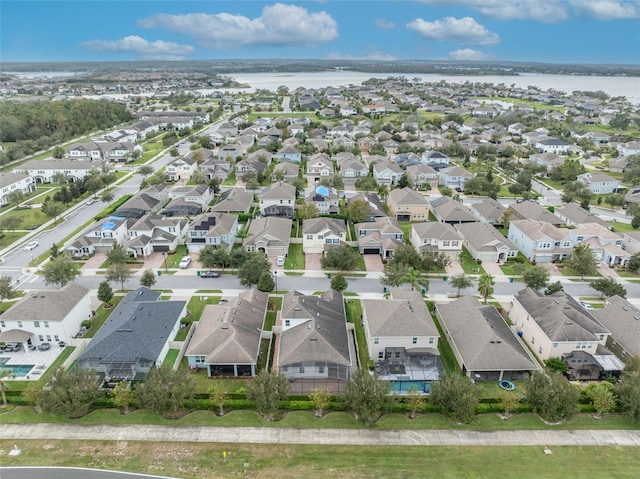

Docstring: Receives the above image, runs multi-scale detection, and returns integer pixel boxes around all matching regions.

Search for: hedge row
[94,194,133,221]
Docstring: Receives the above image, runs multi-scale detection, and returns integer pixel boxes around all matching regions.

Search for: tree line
[0,99,133,165]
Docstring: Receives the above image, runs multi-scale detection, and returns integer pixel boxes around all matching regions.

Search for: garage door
[153,245,170,252]
[396,214,411,222]
[363,248,381,255]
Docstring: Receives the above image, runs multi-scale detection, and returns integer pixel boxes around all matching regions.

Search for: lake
[221,71,640,104]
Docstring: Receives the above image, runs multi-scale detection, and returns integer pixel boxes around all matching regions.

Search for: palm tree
[477,273,495,304]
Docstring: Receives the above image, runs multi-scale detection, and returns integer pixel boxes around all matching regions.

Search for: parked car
[179,256,192,269]
[200,270,220,278]
[579,301,594,310]
[37,342,51,351]
[86,199,97,205]
[276,256,285,266]
[24,241,38,251]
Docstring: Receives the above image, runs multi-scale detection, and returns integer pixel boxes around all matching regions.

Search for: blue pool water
[0,364,35,377]
[390,381,431,393]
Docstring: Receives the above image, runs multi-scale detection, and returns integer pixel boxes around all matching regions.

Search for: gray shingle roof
[302,217,346,236]
[590,295,640,357]
[77,287,186,367]
[412,222,463,241]
[1,284,89,323]
[185,289,268,364]
[436,296,539,372]
[455,222,517,253]
[211,187,253,213]
[362,289,439,338]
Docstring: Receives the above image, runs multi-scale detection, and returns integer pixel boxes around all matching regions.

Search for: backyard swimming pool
[389,380,431,394]
[0,358,34,377]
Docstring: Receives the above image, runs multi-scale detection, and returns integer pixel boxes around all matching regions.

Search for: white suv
[276,256,285,266]
[179,256,192,269]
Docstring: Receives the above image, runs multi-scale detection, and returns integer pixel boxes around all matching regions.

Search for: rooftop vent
[294,307,301,311]
[634,315,640,321]
[554,299,560,304]
[563,305,571,309]
[623,306,629,311]
[565,321,574,325]
[316,312,320,317]
[310,336,318,341]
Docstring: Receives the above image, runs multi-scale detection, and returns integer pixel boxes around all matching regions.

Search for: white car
[179,256,192,269]
[86,199,96,205]
[579,301,594,310]
[276,256,285,266]
[24,241,38,251]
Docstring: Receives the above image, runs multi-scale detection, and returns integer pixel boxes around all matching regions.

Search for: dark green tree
[449,273,473,297]
[590,277,627,299]
[246,370,291,421]
[257,271,275,292]
[522,265,550,290]
[330,272,348,292]
[134,367,195,416]
[321,244,359,271]
[567,244,598,279]
[140,269,157,289]
[346,199,371,224]
[526,371,579,423]
[616,360,640,422]
[40,367,102,418]
[430,374,480,424]
[0,276,14,303]
[97,280,114,307]
[380,262,409,288]
[344,368,392,426]
[42,255,81,288]
[106,262,132,291]
[106,242,129,265]
[238,252,271,287]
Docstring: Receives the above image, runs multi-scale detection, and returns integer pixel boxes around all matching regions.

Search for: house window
[412,337,417,344]
[306,235,313,240]
[0,321,4,328]
[34,321,40,328]
[17,320,23,327]
[378,351,384,359]
[46,335,52,341]
[539,347,542,354]
[443,241,450,247]
[531,337,535,344]
[452,241,459,247]
[299,366,305,373]
[54,335,59,342]
[395,352,401,359]
[285,320,290,327]
[44,321,49,328]
[429,337,434,345]
[318,235,323,239]
[39,335,44,341]
[552,343,558,348]
[319,366,324,374]
[374,338,379,344]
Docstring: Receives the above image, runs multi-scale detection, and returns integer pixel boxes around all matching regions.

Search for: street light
[273,270,278,294]
[162,252,168,272]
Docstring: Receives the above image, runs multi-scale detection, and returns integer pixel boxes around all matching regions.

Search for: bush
[81,320,92,329]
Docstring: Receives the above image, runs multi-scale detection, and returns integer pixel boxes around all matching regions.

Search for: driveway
[482,261,505,277]
[445,260,464,276]
[305,253,323,271]
[363,254,384,272]
[82,253,106,270]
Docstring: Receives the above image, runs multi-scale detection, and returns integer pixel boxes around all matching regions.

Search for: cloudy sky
[2,1,639,64]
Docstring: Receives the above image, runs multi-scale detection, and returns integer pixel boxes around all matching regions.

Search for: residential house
[67,141,141,162]
[211,187,253,214]
[126,214,184,257]
[259,181,296,218]
[219,143,245,161]
[534,137,571,154]
[76,288,187,379]
[0,173,36,205]
[357,136,377,153]
[66,215,129,257]
[372,160,403,186]
[305,152,332,176]
[568,223,628,268]
[429,197,477,224]
[272,161,300,182]
[577,172,619,194]
[347,192,386,221]
[509,288,623,378]
[162,185,213,217]
[243,216,292,257]
[185,288,269,377]
[304,185,339,215]
[217,122,238,138]
[507,219,572,263]
[186,212,238,253]
[388,187,429,222]
[507,200,565,227]
[436,296,539,381]
[455,222,518,263]
[200,159,232,182]
[439,166,473,192]
[406,164,437,190]
[235,157,267,178]
[0,284,91,349]
[114,185,169,219]
[277,290,354,392]
[276,145,302,164]
[421,150,450,169]
[104,128,138,143]
[617,141,640,157]
[622,230,640,255]
[555,203,610,228]
[356,216,404,258]
[362,289,441,388]
[337,156,367,185]
[591,296,640,364]
[527,152,564,173]
[410,222,463,259]
[16,159,96,184]
[470,198,506,225]
[302,217,347,254]
[166,157,197,182]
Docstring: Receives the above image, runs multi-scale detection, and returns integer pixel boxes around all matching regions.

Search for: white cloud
[138,3,338,49]
[375,19,396,29]
[327,49,397,61]
[80,36,195,60]
[419,1,570,22]
[569,0,640,20]
[449,48,492,61]
[407,16,499,45]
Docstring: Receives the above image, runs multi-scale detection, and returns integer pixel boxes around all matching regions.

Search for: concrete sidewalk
[1,423,639,447]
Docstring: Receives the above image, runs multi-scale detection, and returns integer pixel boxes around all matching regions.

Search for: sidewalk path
[1,423,639,447]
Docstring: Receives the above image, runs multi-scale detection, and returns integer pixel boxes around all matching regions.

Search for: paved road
[0,467,181,479]
[2,423,639,447]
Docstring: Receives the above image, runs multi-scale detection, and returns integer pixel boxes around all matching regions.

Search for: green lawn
[0,231,28,249]
[165,245,188,268]
[500,262,525,277]
[399,221,413,241]
[610,221,637,233]
[459,247,486,275]
[223,169,236,186]
[284,243,305,270]
[555,264,601,278]
[84,296,124,338]
[429,307,462,376]
[162,349,180,369]
[0,206,49,230]
[345,299,370,369]
[1,439,639,479]
[185,295,222,324]
[264,296,282,331]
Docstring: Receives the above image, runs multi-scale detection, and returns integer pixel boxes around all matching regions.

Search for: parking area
[305,253,323,271]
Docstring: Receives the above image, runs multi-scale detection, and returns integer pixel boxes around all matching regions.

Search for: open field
[0,439,638,479]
